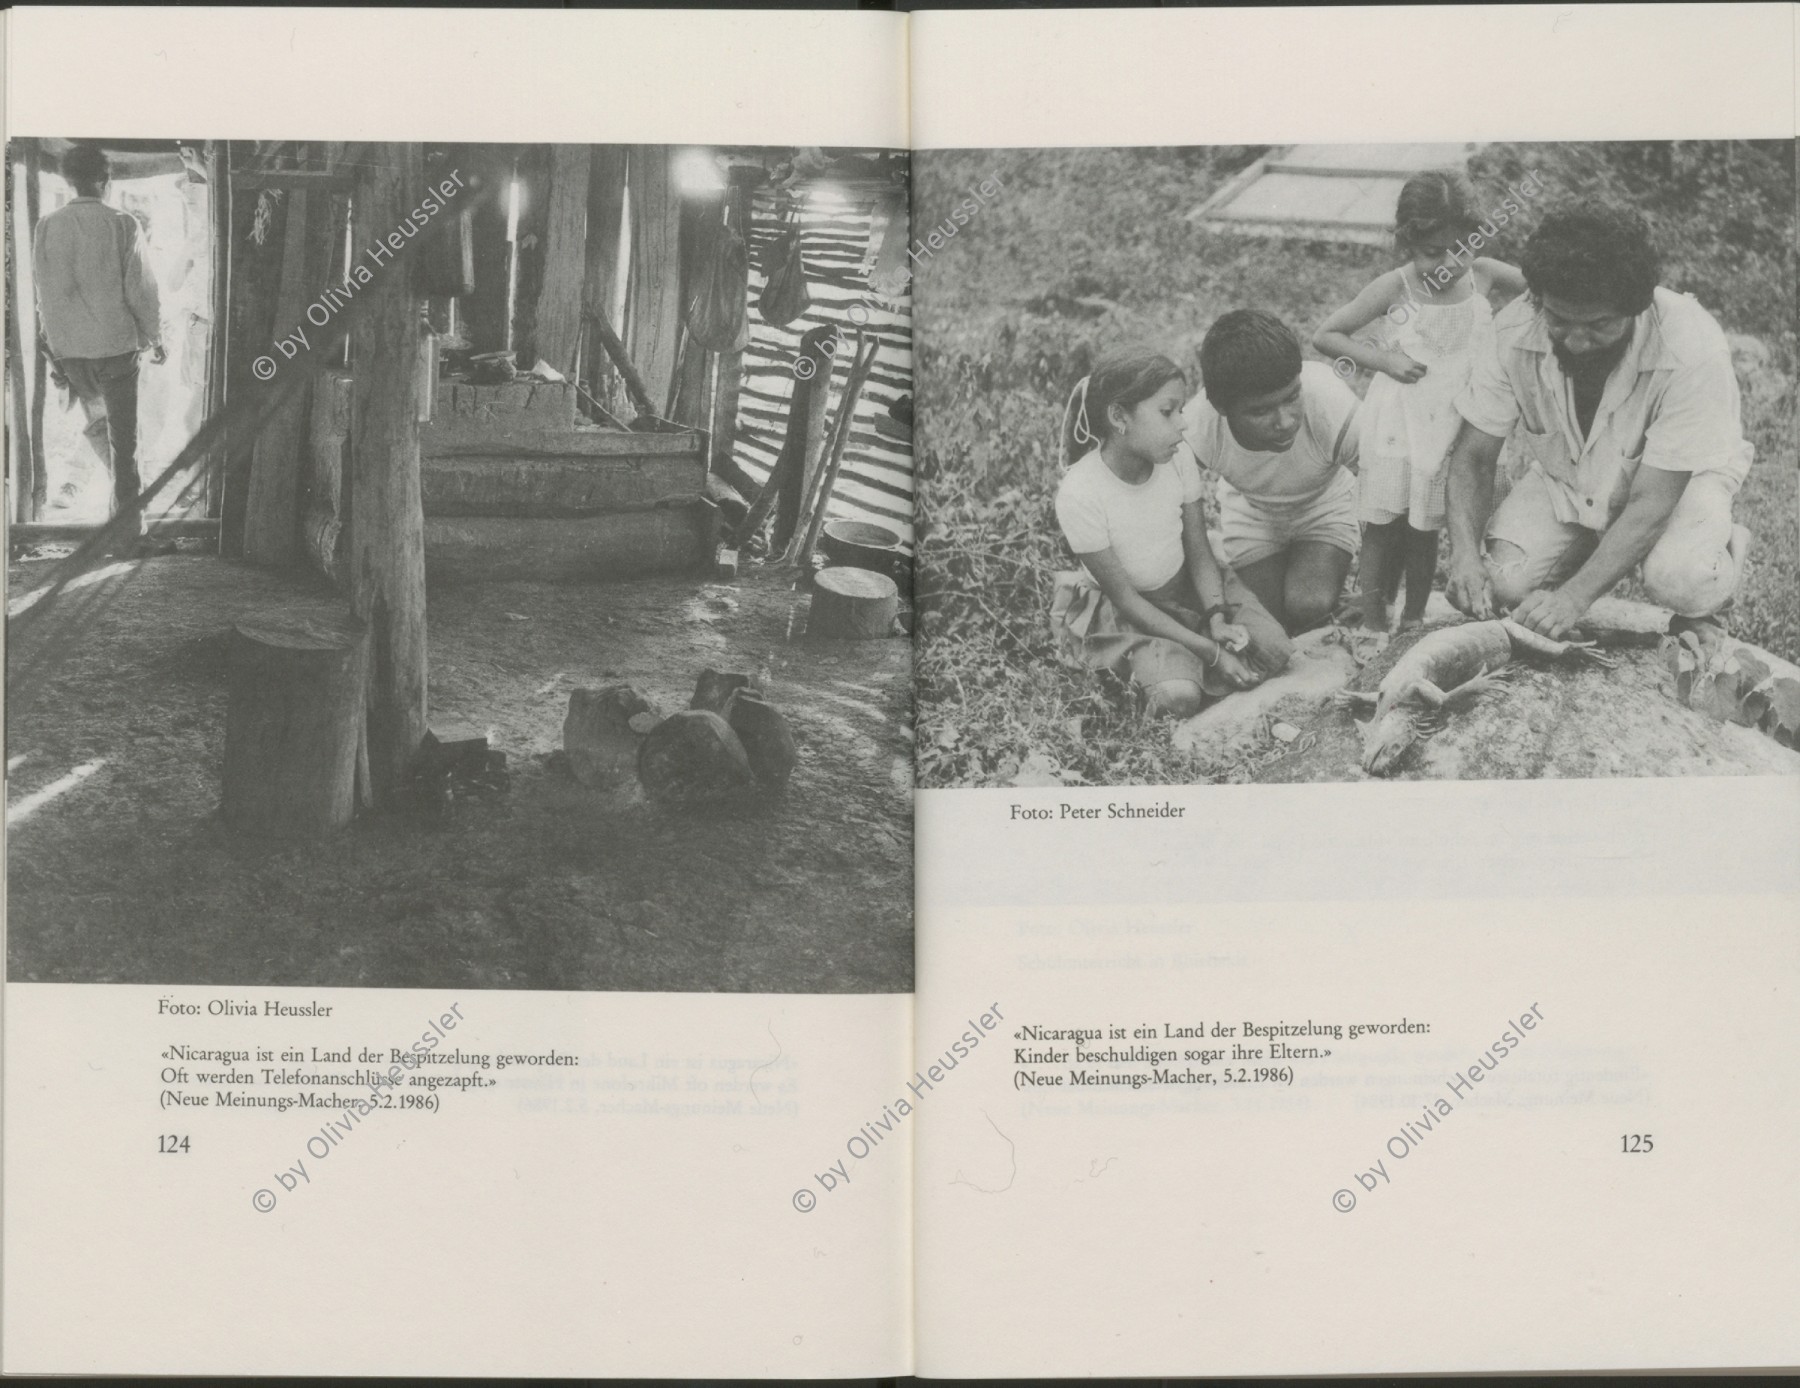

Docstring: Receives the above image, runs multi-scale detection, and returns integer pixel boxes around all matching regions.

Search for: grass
[913,142,1797,789]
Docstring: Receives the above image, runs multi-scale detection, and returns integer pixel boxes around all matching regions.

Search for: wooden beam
[229,169,358,192]
[348,142,430,805]
[625,145,682,417]
[531,145,589,379]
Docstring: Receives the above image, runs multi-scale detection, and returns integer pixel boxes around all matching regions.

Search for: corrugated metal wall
[734,183,913,548]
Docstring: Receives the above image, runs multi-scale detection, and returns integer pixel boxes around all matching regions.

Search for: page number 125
[1620,1133,1654,1153]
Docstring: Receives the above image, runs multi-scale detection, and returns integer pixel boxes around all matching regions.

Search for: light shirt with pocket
[1455,286,1752,532]
[1180,360,1360,510]
[32,196,163,361]
[1055,446,1204,591]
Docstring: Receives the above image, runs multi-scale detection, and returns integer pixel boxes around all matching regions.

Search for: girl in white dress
[1315,169,1526,630]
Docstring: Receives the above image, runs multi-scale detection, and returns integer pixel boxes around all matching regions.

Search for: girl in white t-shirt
[1049,348,1293,720]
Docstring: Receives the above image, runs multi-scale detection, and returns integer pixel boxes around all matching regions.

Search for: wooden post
[348,142,430,805]
[220,142,287,557]
[582,146,628,421]
[626,145,682,416]
[302,368,353,583]
[463,144,514,358]
[244,146,332,566]
[25,146,48,521]
[708,184,751,485]
[510,144,551,366]
[222,604,369,838]
[6,155,33,524]
[531,145,589,380]
[203,141,232,520]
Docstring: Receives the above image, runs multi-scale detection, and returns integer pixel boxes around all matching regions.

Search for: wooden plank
[422,423,703,459]
[625,145,682,418]
[348,141,429,805]
[531,145,589,378]
[11,518,218,542]
[422,452,705,517]
[423,506,710,583]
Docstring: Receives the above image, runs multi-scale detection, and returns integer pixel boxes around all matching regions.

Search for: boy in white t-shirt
[1184,310,1361,634]
[1049,349,1292,720]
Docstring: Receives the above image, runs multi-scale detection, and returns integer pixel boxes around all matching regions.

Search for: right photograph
[912,140,1799,787]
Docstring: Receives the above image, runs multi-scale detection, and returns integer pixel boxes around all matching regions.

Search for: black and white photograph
[912,140,1798,787]
[5,138,915,992]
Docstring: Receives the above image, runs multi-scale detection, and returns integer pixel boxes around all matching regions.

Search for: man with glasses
[1443,202,1752,638]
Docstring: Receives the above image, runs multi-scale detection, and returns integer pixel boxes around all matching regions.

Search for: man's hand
[1208,611,1250,654]
[47,361,68,391]
[1445,553,1495,619]
[1213,649,1259,691]
[147,343,167,365]
[1509,587,1588,640]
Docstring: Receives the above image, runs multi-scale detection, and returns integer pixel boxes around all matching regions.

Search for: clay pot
[725,690,799,792]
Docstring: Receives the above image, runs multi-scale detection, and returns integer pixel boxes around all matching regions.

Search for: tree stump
[223,605,370,838]
[637,710,752,805]
[725,690,799,792]
[810,566,899,639]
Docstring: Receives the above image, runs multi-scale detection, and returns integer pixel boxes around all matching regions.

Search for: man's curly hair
[1521,202,1661,317]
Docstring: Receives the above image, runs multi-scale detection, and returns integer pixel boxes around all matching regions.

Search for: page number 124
[1620,1133,1654,1153]
[158,1134,190,1154]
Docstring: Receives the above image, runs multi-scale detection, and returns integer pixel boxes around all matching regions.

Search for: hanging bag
[757,201,812,328]
[687,220,750,353]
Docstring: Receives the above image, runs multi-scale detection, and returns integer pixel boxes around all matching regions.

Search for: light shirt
[1455,286,1752,532]
[32,196,162,360]
[1181,360,1360,509]
[1055,446,1204,591]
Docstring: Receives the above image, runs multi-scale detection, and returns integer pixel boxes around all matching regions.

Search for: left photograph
[6,139,915,993]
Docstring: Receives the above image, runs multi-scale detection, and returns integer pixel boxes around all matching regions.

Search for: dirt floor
[6,555,913,992]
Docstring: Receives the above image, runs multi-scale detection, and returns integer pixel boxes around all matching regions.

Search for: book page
[3,8,914,1378]
[910,3,1798,1376]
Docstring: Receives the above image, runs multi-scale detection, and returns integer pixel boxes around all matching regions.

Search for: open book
[4,5,1797,1378]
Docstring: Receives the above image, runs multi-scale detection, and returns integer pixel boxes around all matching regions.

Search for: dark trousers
[60,351,141,515]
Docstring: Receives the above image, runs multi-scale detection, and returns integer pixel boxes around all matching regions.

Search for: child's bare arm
[1474,257,1527,302]
[1313,271,1420,379]
[1180,502,1251,654]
